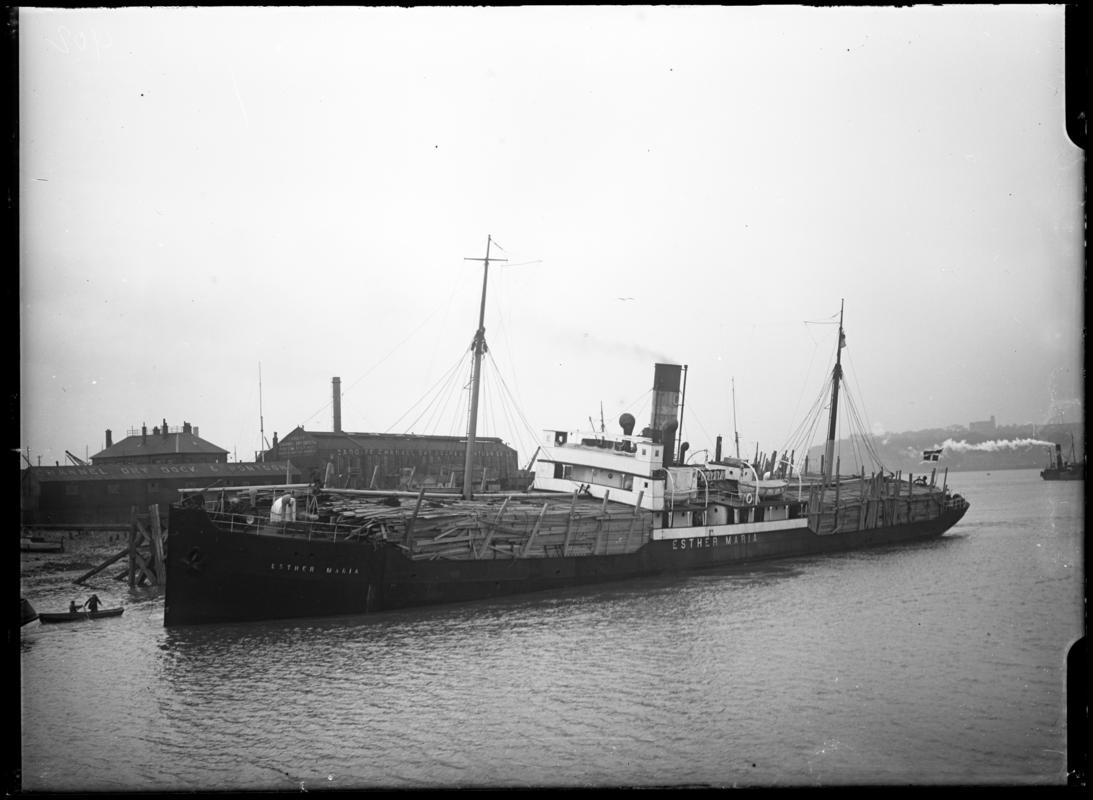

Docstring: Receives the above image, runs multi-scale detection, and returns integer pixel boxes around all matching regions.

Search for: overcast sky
[19,5,1083,469]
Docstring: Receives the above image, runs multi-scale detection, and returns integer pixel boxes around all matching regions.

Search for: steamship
[163,242,970,627]
[1040,436,1084,481]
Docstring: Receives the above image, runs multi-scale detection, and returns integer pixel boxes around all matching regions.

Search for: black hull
[164,503,969,626]
[37,608,124,624]
[1040,470,1083,481]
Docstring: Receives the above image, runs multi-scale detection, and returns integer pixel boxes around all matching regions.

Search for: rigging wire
[419,350,473,436]
[386,349,470,434]
[297,295,456,430]
[484,350,547,460]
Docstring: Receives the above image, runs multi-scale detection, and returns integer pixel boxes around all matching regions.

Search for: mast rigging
[461,235,506,499]
[822,299,845,484]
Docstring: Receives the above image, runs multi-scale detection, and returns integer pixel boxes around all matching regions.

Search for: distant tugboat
[1040,435,1084,481]
[163,245,970,627]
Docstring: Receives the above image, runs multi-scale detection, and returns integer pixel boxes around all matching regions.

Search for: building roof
[275,427,508,449]
[91,431,229,461]
[26,461,299,483]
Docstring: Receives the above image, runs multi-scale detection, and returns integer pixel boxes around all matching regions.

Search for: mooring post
[128,506,138,589]
[149,504,166,586]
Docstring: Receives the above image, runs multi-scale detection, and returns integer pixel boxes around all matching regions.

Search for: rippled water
[19,469,1082,789]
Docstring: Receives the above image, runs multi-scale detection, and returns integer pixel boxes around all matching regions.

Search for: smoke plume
[929,438,1055,453]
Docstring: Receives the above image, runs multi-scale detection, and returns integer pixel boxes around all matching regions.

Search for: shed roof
[28,461,297,483]
[91,431,229,461]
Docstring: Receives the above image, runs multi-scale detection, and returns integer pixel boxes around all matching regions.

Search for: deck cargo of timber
[163,240,969,627]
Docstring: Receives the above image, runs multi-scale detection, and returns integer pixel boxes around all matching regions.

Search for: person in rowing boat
[84,594,102,613]
[69,600,79,613]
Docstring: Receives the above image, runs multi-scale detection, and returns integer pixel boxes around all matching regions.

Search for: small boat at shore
[20,536,64,553]
[37,607,124,624]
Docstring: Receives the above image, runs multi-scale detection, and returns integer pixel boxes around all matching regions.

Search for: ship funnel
[619,413,635,436]
[715,435,722,462]
[1056,442,1064,469]
[661,420,678,468]
[332,377,342,433]
[651,363,682,434]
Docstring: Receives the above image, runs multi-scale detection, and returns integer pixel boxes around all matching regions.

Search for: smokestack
[332,377,342,433]
[715,435,722,462]
[1056,442,1063,469]
[651,363,682,433]
[142,423,147,444]
[105,429,113,448]
[619,413,635,436]
[162,418,169,439]
[662,420,678,468]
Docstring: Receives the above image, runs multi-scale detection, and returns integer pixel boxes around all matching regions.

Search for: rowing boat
[37,607,125,624]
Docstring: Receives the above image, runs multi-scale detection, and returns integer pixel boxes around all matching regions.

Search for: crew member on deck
[270,492,297,523]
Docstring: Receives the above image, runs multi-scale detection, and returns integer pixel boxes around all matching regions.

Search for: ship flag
[922,449,942,462]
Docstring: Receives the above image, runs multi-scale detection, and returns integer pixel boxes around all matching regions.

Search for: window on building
[107,484,121,495]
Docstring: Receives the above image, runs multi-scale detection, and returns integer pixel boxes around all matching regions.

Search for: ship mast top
[822,299,845,484]
[461,235,507,500]
[731,377,740,459]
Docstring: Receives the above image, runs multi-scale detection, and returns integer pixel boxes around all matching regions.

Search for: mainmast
[677,364,689,463]
[731,377,740,458]
[258,362,267,462]
[822,299,845,484]
[462,235,506,500]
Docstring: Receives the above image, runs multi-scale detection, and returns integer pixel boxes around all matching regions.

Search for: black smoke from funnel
[619,413,635,436]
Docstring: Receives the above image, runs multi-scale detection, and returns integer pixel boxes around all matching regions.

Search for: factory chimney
[332,377,342,433]
[105,429,113,448]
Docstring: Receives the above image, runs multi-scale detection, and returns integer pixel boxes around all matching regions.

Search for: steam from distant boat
[923,438,1056,454]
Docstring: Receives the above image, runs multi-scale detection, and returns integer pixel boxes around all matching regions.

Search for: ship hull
[1040,469,1083,481]
[164,503,969,626]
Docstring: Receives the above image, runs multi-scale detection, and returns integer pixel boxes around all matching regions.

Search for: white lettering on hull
[268,563,360,575]
[652,518,808,541]
[669,532,759,549]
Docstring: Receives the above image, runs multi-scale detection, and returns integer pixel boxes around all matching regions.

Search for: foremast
[462,235,506,500]
[822,299,845,485]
